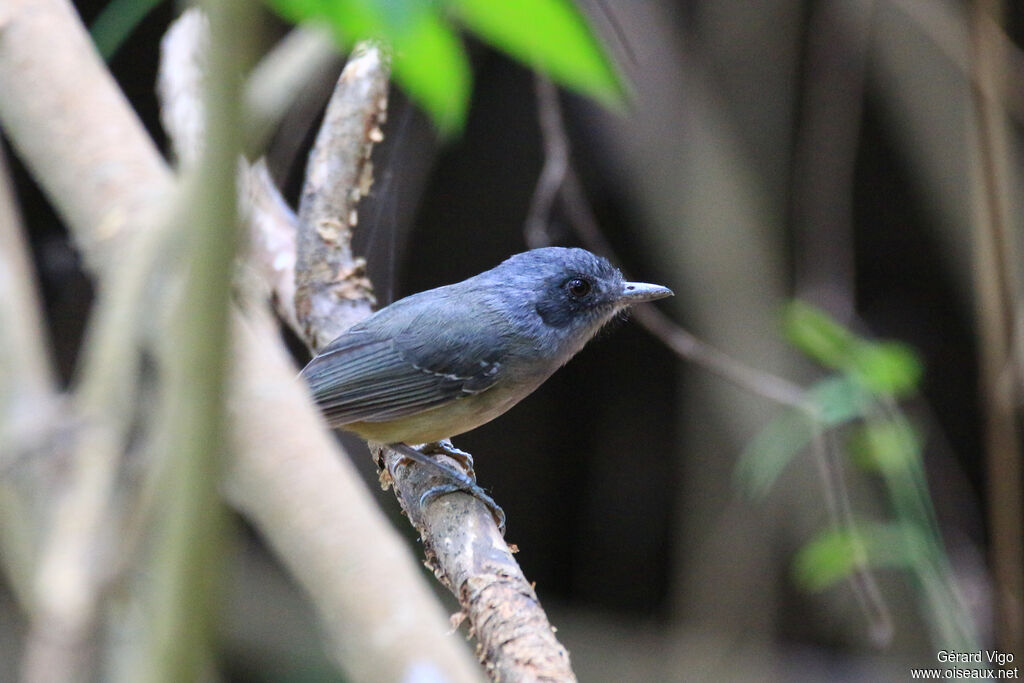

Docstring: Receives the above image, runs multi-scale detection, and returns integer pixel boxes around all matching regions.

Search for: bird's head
[491,247,673,358]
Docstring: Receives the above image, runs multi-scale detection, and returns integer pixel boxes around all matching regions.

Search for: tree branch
[0,142,59,609]
[280,40,578,683]
[0,2,481,680]
[293,43,383,351]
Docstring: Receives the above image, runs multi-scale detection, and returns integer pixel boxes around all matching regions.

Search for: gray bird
[300,247,673,529]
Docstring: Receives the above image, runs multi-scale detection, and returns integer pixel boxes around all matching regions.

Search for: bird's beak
[619,281,674,304]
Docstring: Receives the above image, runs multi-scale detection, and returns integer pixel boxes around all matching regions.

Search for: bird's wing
[300,305,508,425]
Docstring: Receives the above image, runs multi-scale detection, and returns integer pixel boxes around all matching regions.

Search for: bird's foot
[421,439,476,480]
[387,442,505,534]
[418,482,506,535]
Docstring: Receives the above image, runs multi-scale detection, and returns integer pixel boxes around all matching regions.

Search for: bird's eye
[566,278,591,298]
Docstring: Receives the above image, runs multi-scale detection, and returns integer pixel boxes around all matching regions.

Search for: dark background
[5,0,1021,680]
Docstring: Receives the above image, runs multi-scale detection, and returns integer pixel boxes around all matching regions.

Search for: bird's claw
[387,442,505,534]
[423,439,476,480]
[419,482,506,534]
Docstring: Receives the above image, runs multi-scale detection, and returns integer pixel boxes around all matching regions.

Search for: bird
[300,247,673,530]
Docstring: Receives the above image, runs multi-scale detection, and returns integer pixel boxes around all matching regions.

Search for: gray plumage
[300,247,672,444]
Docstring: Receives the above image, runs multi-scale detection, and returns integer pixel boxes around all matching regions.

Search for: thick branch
[1,2,480,680]
[0,0,172,271]
[229,307,484,682]
[0,142,58,608]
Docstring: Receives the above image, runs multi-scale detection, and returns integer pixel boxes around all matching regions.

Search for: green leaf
[735,376,868,500]
[850,341,923,397]
[848,420,921,475]
[263,0,471,134]
[794,521,923,591]
[782,301,857,370]
[447,0,624,109]
[388,11,471,135]
[91,0,165,59]
[783,301,924,397]
[806,375,869,427]
[735,409,815,500]
[794,528,863,591]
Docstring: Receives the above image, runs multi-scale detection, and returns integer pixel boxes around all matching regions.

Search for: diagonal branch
[276,39,578,683]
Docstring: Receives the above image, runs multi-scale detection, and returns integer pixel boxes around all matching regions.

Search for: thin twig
[240,158,302,337]
[136,0,256,677]
[525,77,569,249]
[811,427,894,647]
[157,8,209,168]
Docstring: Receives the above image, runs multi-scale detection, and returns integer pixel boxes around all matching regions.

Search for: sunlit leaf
[850,341,923,397]
[783,301,924,398]
[794,528,862,591]
[447,0,624,109]
[388,11,471,135]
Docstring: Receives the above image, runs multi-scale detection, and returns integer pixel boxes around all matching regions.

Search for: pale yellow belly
[342,382,527,444]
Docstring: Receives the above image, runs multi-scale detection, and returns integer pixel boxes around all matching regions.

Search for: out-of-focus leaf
[848,420,921,474]
[447,0,624,109]
[782,300,856,370]
[794,528,862,591]
[91,0,165,59]
[783,301,923,397]
[735,409,815,500]
[387,11,471,135]
[263,0,470,134]
[263,0,622,134]
[794,521,922,591]
[807,375,869,427]
[850,341,923,397]
[736,375,869,500]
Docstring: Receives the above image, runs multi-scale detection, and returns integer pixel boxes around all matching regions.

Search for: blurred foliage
[89,0,163,58]
[91,0,623,135]
[735,375,868,500]
[793,521,925,592]
[739,301,977,651]
[264,0,623,133]
[783,300,923,397]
